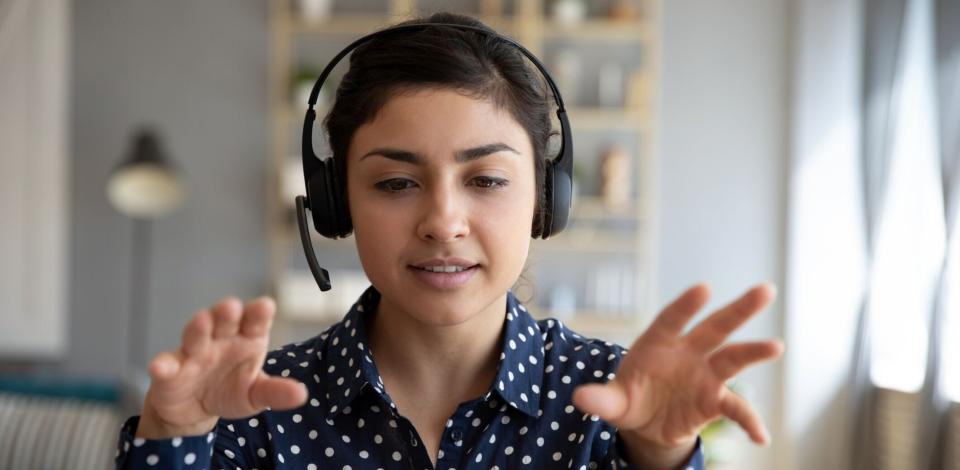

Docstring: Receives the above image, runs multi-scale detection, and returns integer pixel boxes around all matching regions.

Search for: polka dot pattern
[113,286,705,469]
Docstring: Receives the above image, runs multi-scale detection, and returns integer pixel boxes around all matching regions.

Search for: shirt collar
[322,286,545,419]
[489,291,545,418]
[323,286,386,418]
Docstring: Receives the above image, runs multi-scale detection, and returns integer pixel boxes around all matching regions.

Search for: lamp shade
[107,129,185,219]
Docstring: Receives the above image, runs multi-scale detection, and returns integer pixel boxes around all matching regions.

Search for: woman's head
[324,12,553,233]
[322,13,553,325]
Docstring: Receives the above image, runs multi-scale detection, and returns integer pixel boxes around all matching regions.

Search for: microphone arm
[295,195,332,291]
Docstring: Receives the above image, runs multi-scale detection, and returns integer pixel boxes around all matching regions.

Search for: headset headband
[301,22,572,204]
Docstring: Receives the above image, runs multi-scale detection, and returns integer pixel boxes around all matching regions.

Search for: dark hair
[323,11,554,233]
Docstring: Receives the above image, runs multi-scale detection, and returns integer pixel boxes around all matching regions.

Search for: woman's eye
[375,178,417,192]
[470,176,509,189]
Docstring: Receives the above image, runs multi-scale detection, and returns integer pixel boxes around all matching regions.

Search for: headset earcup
[541,153,572,239]
[326,158,353,236]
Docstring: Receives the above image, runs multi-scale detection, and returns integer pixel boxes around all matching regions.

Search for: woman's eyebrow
[359,142,519,164]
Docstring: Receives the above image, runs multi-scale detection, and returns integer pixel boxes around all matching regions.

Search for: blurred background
[1,0,959,468]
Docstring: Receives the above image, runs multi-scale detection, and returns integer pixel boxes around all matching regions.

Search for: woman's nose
[416,184,470,243]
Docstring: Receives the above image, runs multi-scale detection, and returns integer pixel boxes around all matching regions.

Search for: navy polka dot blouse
[115,286,705,469]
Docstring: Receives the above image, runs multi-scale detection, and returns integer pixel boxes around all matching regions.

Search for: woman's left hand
[572,283,784,469]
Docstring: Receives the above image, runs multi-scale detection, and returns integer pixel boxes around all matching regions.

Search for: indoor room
[1,0,958,469]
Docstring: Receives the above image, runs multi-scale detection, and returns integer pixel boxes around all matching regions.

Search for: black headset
[296,22,574,292]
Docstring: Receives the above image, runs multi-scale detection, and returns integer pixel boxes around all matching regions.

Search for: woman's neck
[368,293,507,401]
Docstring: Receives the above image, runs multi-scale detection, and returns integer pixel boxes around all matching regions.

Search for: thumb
[572,381,629,424]
[249,374,309,411]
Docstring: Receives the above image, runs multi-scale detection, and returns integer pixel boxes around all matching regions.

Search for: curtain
[851,0,960,468]
[851,0,906,467]
[919,0,960,468]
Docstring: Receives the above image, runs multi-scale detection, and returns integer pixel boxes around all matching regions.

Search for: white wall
[658,1,790,469]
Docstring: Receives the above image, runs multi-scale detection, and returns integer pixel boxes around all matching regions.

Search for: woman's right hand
[135,296,309,439]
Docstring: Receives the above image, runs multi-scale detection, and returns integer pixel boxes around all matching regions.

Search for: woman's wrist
[135,400,218,440]
[617,429,698,470]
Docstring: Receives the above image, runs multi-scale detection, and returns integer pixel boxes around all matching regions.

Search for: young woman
[115,12,782,470]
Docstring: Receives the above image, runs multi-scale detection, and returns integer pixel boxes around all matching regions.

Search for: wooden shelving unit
[266,0,661,347]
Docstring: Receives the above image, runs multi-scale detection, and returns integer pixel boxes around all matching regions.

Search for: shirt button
[451,429,463,441]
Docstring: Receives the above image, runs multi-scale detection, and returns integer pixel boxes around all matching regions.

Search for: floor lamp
[106,127,185,408]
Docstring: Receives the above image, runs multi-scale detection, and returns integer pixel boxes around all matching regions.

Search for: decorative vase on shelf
[551,0,587,26]
[599,145,631,208]
[607,0,638,21]
[296,0,333,23]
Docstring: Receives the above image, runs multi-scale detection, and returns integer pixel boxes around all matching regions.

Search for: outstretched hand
[572,283,784,467]
[137,297,308,439]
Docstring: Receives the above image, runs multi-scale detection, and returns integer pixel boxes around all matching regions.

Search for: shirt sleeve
[604,432,706,470]
[114,415,256,470]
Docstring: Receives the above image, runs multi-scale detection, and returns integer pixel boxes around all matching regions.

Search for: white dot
[171,437,182,447]
[359,450,369,459]
[505,446,514,455]
[293,414,303,423]
[537,437,545,446]
[374,434,383,444]
[392,451,402,461]
[601,430,611,440]
[476,453,483,462]
[145,454,159,466]
[278,453,284,463]
[257,448,267,457]
[548,390,557,399]
[224,449,235,459]
[522,455,532,464]
[551,421,560,430]
[342,434,351,443]
[325,447,335,457]
[309,430,318,439]
[308,465,317,470]
[184,453,196,464]
[553,452,563,461]
[277,424,285,434]
[248,418,259,428]
[133,438,145,447]
[291,445,301,454]
[562,375,572,384]
[238,437,245,446]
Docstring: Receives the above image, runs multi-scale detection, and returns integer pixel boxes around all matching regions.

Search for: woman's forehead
[349,88,532,161]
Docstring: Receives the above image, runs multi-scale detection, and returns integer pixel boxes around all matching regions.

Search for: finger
[719,389,770,445]
[248,374,309,411]
[709,340,784,381]
[571,381,629,424]
[147,351,183,381]
[239,297,276,339]
[646,283,711,339]
[211,297,243,339]
[685,283,777,353]
[181,309,213,357]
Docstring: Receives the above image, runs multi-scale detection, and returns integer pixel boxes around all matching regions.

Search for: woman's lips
[408,264,479,289]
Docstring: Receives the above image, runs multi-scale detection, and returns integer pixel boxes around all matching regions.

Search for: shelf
[290,13,517,36]
[542,18,650,42]
[269,0,662,343]
[531,231,639,253]
[530,311,642,343]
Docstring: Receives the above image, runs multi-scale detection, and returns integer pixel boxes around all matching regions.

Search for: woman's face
[346,87,537,326]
